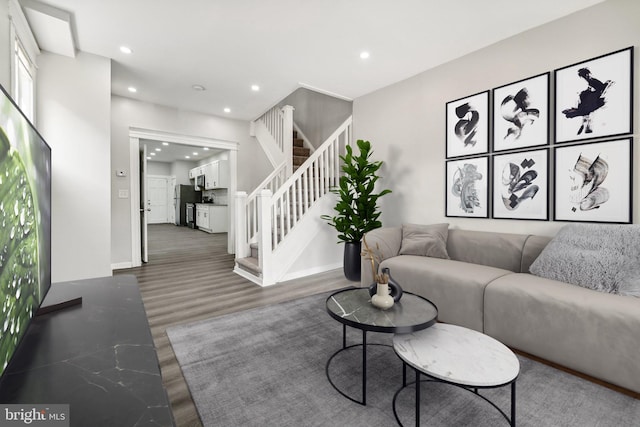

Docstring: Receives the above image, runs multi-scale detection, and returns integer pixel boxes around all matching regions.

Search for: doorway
[129,127,239,267]
[147,175,171,224]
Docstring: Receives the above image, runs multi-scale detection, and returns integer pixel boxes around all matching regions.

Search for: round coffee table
[325,287,438,405]
[393,323,520,426]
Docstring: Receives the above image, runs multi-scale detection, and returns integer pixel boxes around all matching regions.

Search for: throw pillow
[529,224,640,297]
[399,223,450,259]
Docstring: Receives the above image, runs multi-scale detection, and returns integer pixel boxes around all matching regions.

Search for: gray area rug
[167,291,639,427]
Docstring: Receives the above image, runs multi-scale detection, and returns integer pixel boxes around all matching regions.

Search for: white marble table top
[393,323,520,387]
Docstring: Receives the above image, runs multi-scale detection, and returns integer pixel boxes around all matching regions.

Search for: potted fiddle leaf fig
[322,139,391,281]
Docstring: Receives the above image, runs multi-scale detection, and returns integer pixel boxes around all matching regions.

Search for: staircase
[235,105,352,286]
[235,129,308,277]
[293,130,311,171]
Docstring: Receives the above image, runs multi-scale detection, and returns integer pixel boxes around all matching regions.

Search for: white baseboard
[279,262,342,283]
[233,266,264,287]
[111,262,134,270]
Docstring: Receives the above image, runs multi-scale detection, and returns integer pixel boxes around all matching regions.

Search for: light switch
[118,189,129,199]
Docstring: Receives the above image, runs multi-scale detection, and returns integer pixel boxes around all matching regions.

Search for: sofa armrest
[360,227,402,286]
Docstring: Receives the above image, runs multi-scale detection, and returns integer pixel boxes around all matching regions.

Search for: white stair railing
[268,116,351,251]
[256,105,294,176]
[236,163,288,257]
[236,113,352,286]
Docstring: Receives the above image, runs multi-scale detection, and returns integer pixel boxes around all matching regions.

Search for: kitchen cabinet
[195,204,228,233]
[204,160,229,190]
[189,166,204,180]
[195,204,209,231]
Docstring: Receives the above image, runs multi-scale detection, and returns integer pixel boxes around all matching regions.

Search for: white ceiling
[141,139,222,164]
[25,1,604,121]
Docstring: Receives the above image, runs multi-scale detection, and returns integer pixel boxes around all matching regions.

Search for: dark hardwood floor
[116,224,351,426]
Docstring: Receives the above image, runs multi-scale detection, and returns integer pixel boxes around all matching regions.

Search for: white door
[141,145,149,263]
[169,176,177,224]
[147,176,169,223]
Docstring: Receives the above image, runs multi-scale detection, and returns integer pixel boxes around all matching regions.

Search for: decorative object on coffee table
[371,282,394,310]
[363,235,403,302]
[322,139,392,281]
[367,267,403,303]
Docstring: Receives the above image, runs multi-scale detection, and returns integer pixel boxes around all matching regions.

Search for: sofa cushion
[446,229,529,272]
[380,255,511,332]
[484,273,640,394]
[529,224,640,296]
[399,223,450,259]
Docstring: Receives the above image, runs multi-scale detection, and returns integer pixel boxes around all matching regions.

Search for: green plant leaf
[0,126,40,375]
[322,139,392,242]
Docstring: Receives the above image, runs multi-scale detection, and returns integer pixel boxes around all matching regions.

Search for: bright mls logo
[0,405,69,427]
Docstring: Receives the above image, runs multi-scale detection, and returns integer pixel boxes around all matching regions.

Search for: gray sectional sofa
[360,225,640,395]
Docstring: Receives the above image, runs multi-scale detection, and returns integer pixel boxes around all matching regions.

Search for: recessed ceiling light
[192,84,206,91]
[162,142,169,146]
[185,156,190,159]
[203,147,210,151]
[146,156,151,160]
[150,152,156,156]
[128,86,137,93]
[224,107,231,113]
[360,51,370,59]
[193,152,199,156]
[155,148,161,152]
[120,46,132,54]
[251,84,260,91]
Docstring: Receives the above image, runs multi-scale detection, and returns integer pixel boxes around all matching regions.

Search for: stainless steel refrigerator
[174,185,201,226]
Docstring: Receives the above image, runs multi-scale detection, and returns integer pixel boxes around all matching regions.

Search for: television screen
[0,84,51,377]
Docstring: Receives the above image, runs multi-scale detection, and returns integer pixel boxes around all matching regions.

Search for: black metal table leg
[342,324,347,348]
[403,362,407,387]
[415,368,420,427]
[511,381,516,427]
[362,330,367,405]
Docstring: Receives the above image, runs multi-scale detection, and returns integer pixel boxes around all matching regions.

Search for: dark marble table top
[326,287,438,333]
[0,275,174,427]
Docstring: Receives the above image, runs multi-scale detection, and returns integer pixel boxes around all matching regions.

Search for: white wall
[0,0,9,90]
[353,0,640,237]
[278,87,352,147]
[111,95,272,265]
[170,160,197,185]
[37,51,112,282]
[147,161,171,176]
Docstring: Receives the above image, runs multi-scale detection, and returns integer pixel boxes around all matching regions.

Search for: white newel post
[257,189,274,286]
[235,191,248,259]
[282,105,294,178]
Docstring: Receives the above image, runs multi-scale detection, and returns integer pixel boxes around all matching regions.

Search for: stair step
[293,146,310,156]
[293,138,304,147]
[293,155,308,166]
[236,257,261,275]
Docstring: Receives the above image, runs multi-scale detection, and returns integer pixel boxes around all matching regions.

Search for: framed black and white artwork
[555,47,633,144]
[493,73,549,152]
[492,148,549,220]
[445,156,489,218]
[446,91,489,158]
[554,138,632,223]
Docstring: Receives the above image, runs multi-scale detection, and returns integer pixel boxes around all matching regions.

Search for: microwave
[196,175,205,188]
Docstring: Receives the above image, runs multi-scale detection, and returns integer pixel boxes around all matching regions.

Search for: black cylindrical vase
[343,241,362,282]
